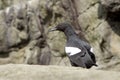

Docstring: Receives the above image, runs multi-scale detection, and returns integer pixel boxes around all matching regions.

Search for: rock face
[0,0,52,65]
[0,64,120,80]
[0,0,71,66]
[74,0,120,71]
[0,0,120,72]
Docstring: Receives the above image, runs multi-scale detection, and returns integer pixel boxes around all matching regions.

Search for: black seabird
[49,23,97,68]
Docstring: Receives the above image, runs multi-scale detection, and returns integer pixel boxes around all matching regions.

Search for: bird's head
[49,23,71,32]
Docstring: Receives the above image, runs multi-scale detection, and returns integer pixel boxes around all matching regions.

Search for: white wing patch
[65,47,81,56]
[90,48,93,52]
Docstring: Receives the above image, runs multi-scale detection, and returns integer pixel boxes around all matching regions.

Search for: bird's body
[49,23,97,68]
[66,35,97,68]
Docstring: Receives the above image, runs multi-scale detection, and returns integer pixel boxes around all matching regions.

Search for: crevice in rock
[67,0,89,42]
[79,1,100,16]
[92,21,103,30]
[99,38,113,63]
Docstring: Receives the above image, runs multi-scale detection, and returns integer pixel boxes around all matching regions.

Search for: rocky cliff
[0,0,120,73]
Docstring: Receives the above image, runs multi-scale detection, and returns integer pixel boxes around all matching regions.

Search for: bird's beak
[48,27,57,32]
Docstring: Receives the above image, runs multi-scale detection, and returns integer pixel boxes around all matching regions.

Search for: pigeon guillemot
[49,23,97,68]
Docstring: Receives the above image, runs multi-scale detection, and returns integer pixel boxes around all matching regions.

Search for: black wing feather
[80,40,97,65]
